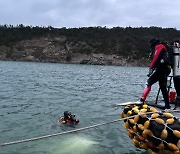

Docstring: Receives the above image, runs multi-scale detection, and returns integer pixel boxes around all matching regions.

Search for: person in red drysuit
[140,38,171,109]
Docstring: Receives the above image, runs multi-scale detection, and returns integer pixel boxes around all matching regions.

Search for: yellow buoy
[166,118,174,125]
[140,109,147,113]
[155,118,165,125]
[151,113,159,119]
[174,151,180,154]
[133,125,138,133]
[127,110,132,116]
[163,112,174,119]
[129,119,135,125]
[134,115,139,123]
[144,121,150,129]
[142,104,148,109]
[124,121,129,129]
[150,107,158,113]
[140,108,147,117]
[173,130,180,138]
[177,139,180,149]
[133,108,139,114]
[158,143,164,151]
[121,113,125,118]
[138,124,144,131]
[168,143,178,151]
[160,129,168,140]
[142,129,153,139]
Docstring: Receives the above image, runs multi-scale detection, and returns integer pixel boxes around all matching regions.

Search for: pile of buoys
[121,104,180,154]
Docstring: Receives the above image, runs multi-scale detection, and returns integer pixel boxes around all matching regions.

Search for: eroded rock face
[0,35,148,66]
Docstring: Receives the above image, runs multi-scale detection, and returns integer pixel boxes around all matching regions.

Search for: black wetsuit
[141,43,171,108]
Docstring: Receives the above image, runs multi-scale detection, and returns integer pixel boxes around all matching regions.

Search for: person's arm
[149,45,163,69]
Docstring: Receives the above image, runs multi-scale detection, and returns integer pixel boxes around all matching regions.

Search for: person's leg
[141,86,151,101]
[159,70,171,109]
[141,71,159,102]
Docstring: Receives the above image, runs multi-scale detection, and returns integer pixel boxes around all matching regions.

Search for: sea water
[0,61,159,154]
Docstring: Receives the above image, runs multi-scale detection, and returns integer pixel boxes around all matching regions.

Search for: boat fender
[121,104,180,153]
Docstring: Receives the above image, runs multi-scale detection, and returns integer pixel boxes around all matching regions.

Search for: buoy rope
[0,109,179,147]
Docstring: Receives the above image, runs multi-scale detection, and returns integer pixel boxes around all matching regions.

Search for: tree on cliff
[0,24,180,61]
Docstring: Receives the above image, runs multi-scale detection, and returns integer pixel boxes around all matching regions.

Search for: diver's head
[148,38,160,58]
[68,112,72,117]
[149,38,160,49]
[64,111,70,118]
[64,111,72,118]
[149,38,160,47]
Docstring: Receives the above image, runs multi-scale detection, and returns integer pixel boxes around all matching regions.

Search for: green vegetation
[0,24,180,60]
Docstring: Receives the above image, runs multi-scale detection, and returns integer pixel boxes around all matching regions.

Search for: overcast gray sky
[0,0,180,29]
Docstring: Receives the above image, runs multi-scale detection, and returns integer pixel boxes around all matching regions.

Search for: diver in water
[140,38,171,109]
[59,111,79,124]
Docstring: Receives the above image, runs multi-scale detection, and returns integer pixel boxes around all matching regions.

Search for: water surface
[0,61,158,154]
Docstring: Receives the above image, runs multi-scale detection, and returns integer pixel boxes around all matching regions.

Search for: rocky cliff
[0,35,149,66]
